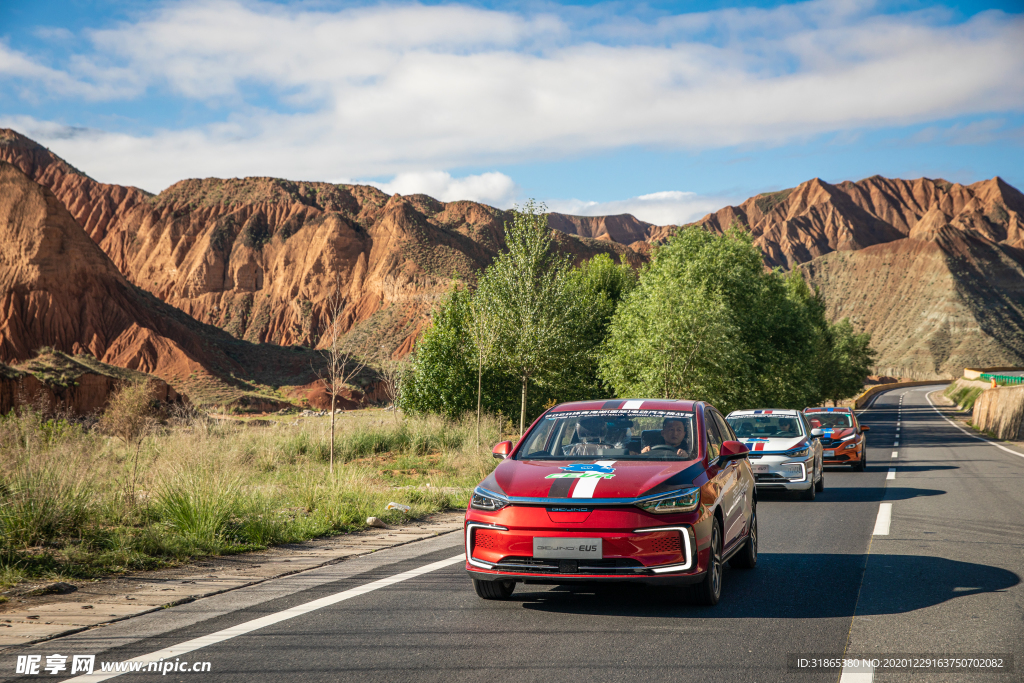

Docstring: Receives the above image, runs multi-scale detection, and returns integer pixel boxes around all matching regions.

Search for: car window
[805,412,854,428]
[705,411,722,459]
[712,411,735,441]
[726,415,804,437]
[519,409,699,461]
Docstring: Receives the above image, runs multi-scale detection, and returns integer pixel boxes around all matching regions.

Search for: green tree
[600,227,823,413]
[476,200,592,435]
[398,285,477,420]
[819,318,877,406]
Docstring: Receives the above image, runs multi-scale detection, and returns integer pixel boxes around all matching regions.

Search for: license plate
[752,464,769,473]
[533,537,602,559]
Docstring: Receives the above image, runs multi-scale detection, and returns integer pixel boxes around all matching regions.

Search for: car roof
[726,409,800,417]
[804,406,853,413]
[550,399,699,412]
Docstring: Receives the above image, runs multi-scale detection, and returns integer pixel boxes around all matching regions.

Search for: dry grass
[0,407,502,588]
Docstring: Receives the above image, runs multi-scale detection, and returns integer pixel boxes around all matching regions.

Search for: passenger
[565,417,635,456]
[641,417,689,457]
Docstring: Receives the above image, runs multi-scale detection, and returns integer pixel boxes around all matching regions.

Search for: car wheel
[815,468,825,492]
[473,578,515,600]
[730,505,757,569]
[687,518,723,605]
[853,452,866,472]
[800,477,816,500]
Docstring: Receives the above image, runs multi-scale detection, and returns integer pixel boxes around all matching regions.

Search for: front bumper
[465,506,709,586]
[750,458,812,490]
[822,443,861,464]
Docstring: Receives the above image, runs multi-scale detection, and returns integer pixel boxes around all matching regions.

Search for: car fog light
[844,442,857,450]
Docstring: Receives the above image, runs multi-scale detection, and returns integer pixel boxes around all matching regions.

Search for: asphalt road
[4,387,1022,683]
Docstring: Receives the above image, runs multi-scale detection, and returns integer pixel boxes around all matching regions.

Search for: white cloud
[546,190,734,226]
[1,1,1022,191]
[368,170,518,206]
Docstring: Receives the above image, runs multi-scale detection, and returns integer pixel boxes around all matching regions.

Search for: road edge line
[64,554,465,681]
[925,392,1024,459]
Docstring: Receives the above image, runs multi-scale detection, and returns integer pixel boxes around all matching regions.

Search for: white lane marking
[897,421,900,427]
[873,503,892,535]
[891,451,898,459]
[67,554,465,681]
[840,663,874,682]
[886,468,896,480]
[893,440,899,447]
[925,392,1024,459]
[571,460,616,498]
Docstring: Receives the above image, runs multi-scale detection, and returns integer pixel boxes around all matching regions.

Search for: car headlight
[779,462,807,481]
[841,433,856,441]
[471,488,509,512]
[785,445,810,457]
[635,488,700,514]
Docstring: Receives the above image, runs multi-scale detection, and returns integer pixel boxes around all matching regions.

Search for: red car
[464,399,757,605]
[803,407,870,471]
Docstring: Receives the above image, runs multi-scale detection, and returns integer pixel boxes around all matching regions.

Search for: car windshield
[519,410,698,461]
[805,412,854,428]
[727,416,804,438]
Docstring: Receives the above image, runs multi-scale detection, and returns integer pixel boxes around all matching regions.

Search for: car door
[706,407,742,549]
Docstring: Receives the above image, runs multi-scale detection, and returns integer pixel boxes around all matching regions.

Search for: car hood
[741,436,807,454]
[479,458,706,500]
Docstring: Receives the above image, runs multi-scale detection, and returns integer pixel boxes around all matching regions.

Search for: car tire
[730,505,757,570]
[686,518,723,605]
[800,478,816,500]
[853,452,866,471]
[815,468,825,492]
[473,579,515,600]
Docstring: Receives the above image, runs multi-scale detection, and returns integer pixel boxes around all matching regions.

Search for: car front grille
[755,473,790,482]
[494,557,648,575]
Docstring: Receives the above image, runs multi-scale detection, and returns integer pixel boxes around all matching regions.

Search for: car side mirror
[860,425,870,432]
[810,428,824,438]
[719,440,750,461]
[492,441,513,459]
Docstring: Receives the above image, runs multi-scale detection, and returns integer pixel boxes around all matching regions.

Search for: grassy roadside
[0,407,502,589]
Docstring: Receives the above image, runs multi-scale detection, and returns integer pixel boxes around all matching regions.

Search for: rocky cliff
[0,130,642,356]
[0,160,342,406]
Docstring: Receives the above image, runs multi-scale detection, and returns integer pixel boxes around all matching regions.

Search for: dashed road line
[886,468,896,480]
[872,503,892,535]
[891,451,898,459]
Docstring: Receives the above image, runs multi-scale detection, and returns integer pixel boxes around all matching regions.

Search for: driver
[641,417,689,456]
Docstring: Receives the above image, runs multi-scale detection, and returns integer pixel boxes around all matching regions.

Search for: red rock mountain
[650,175,1024,268]
[0,129,642,359]
[3,128,1023,382]
[0,160,338,406]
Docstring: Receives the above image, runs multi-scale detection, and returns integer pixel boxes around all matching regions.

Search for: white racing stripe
[873,503,892,535]
[886,468,896,480]
[925,391,1024,459]
[67,554,465,681]
[572,460,616,498]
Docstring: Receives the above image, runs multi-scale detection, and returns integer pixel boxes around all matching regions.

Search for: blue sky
[1,0,1021,223]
